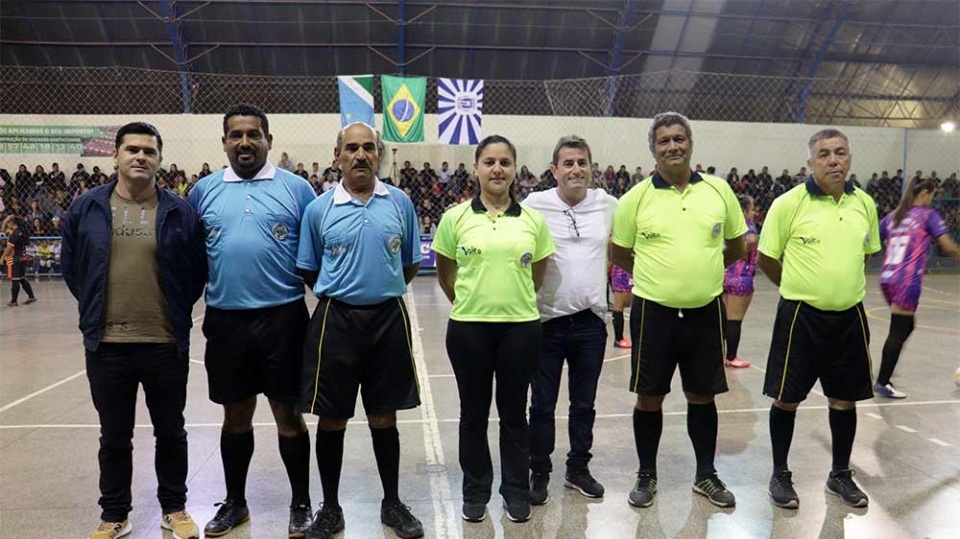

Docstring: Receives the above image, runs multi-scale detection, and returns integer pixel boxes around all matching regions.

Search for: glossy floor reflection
[1,275,958,539]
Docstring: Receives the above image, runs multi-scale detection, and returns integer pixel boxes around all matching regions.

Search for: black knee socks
[278,431,311,505]
[370,426,401,502]
[769,406,797,474]
[316,428,345,507]
[11,281,19,303]
[221,430,255,504]
[612,311,625,341]
[632,408,662,474]
[829,407,857,472]
[687,402,718,478]
[726,320,742,360]
[878,314,915,386]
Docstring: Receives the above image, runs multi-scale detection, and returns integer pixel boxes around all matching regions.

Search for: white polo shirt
[523,188,618,322]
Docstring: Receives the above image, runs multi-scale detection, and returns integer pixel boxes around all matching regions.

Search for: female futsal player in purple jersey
[722,195,759,368]
[876,177,960,398]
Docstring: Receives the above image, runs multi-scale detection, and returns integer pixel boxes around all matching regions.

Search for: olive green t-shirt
[101,191,175,343]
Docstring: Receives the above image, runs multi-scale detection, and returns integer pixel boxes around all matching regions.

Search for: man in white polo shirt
[523,135,618,505]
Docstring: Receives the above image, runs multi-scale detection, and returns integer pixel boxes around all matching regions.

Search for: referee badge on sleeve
[272,222,289,241]
[388,235,402,254]
[712,223,722,237]
[519,252,533,268]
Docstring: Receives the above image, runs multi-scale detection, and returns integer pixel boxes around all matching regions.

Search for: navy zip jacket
[60,182,207,352]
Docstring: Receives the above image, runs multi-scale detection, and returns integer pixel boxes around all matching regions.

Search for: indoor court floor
[1,273,958,539]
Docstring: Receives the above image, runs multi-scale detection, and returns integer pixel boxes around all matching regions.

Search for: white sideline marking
[0,370,87,414]
[928,438,951,447]
[865,412,883,420]
[405,292,458,539]
[896,425,917,433]
[4,399,959,430]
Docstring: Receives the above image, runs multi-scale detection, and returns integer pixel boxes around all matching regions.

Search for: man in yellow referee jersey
[612,112,747,509]
[758,128,881,510]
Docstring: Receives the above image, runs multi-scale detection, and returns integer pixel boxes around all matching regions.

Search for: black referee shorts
[7,260,26,280]
[301,296,421,419]
[763,299,875,403]
[629,295,728,396]
[202,299,309,405]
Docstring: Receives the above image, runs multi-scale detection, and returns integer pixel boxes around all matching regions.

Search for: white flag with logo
[438,78,483,145]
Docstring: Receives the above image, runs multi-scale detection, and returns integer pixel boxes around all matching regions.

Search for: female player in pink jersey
[876,177,960,398]
[721,195,759,368]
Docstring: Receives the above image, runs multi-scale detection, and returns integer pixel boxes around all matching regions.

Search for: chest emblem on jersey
[272,222,289,241]
[640,232,661,240]
[712,223,722,237]
[519,252,533,268]
[388,235,402,254]
[460,246,482,256]
[799,236,821,245]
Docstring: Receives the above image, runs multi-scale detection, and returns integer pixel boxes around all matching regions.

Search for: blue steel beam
[157,0,192,112]
[795,0,853,123]
[604,0,635,116]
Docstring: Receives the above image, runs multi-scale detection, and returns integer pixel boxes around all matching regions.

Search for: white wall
[1,113,956,182]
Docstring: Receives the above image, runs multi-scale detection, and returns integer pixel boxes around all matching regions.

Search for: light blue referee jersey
[296,179,421,305]
[188,162,317,309]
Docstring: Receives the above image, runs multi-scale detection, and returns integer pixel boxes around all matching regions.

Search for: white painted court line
[865,412,883,420]
[405,292,458,539]
[928,438,951,447]
[192,314,204,323]
[0,369,87,414]
[896,425,917,433]
[190,359,204,366]
[5,399,959,430]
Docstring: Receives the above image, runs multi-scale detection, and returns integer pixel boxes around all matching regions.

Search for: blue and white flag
[438,78,483,145]
[337,75,375,128]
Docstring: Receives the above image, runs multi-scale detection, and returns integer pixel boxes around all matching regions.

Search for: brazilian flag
[382,75,426,143]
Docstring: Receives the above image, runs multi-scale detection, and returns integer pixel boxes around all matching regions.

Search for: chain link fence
[1,66,958,270]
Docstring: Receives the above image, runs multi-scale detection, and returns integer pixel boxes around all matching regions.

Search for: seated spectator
[452,163,469,193]
[278,152,294,171]
[616,164,630,186]
[70,164,90,195]
[32,217,50,237]
[199,162,213,179]
[438,162,452,185]
[420,162,438,187]
[294,162,309,180]
[321,171,337,192]
[794,166,807,182]
[32,165,48,194]
[48,163,66,193]
[400,160,418,188]
[420,215,437,235]
[940,173,959,198]
[631,166,645,185]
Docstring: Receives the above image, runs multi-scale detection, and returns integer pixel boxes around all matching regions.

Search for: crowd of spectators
[2,157,958,245]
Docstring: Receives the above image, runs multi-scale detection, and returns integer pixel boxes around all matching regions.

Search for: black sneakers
[529,472,549,506]
[461,502,487,523]
[288,502,313,538]
[564,468,604,499]
[306,504,344,539]
[203,500,250,537]
[628,471,657,508]
[501,498,531,523]
[693,473,736,508]
[380,499,424,539]
[826,469,869,507]
[769,470,800,509]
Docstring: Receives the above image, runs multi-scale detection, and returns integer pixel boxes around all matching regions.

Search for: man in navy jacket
[60,122,206,539]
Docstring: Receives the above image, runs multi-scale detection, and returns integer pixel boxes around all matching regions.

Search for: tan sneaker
[89,520,131,539]
[161,510,200,539]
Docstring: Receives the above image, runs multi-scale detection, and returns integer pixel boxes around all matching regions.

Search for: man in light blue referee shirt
[187,103,316,538]
[296,122,424,539]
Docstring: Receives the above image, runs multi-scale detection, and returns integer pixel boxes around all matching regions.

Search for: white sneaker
[875,383,906,399]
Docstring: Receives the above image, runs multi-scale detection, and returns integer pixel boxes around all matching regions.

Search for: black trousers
[85,342,189,521]
[446,319,541,504]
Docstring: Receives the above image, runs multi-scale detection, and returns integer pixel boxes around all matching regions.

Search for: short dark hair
[115,122,163,153]
[647,111,692,153]
[807,128,849,158]
[223,103,270,136]
[551,135,593,166]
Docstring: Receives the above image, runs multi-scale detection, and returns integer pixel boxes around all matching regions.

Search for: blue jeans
[529,310,607,474]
